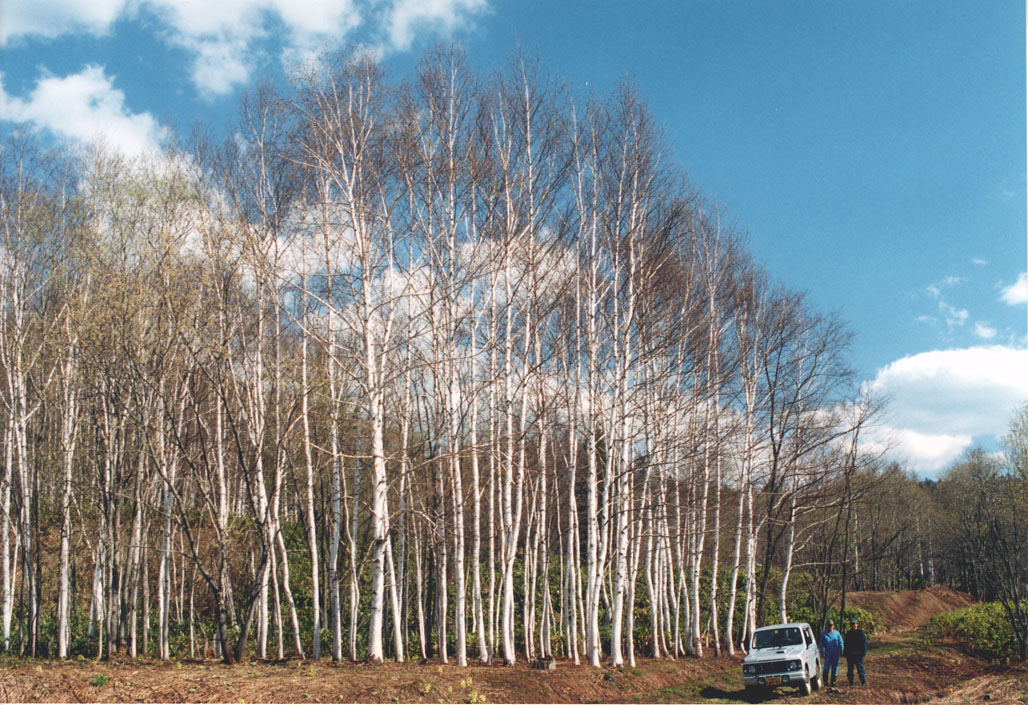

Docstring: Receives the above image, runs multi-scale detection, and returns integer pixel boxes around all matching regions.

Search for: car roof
[754,623,810,631]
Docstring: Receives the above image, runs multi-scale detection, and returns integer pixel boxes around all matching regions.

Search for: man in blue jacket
[844,617,869,686]
[819,619,843,686]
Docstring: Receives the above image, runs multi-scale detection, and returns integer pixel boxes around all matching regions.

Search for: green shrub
[788,605,879,637]
[925,602,1022,664]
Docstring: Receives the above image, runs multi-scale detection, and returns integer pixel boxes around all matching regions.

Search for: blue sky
[1,0,1025,476]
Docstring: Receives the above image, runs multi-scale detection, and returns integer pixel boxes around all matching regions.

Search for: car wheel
[811,661,821,691]
[799,665,812,696]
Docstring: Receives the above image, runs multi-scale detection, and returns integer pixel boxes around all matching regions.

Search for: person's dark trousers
[823,654,838,685]
[847,658,866,685]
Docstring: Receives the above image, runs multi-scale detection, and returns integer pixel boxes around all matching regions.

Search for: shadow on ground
[699,685,764,703]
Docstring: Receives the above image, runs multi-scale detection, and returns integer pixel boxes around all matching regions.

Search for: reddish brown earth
[0,587,1024,704]
[845,585,977,633]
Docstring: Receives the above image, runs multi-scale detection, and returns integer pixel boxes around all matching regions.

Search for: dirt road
[689,586,1028,705]
[0,587,1024,704]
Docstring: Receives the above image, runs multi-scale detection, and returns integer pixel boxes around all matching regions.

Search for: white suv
[741,622,821,697]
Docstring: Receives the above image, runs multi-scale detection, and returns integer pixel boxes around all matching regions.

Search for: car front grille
[753,660,791,674]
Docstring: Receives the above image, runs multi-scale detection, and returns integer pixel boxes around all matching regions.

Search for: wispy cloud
[924,275,962,301]
[2,0,489,97]
[0,66,166,156]
[973,322,997,340]
[1001,272,1027,305]
[939,301,969,331]
[971,258,988,267]
[923,276,973,333]
[0,0,129,45]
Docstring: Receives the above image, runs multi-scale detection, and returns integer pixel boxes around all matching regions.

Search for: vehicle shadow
[699,686,766,703]
[700,685,807,703]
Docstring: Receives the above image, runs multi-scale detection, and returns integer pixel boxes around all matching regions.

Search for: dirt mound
[845,585,976,633]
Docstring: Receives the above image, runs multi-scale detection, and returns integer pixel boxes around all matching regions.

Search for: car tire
[799,665,812,696]
[811,661,821,691]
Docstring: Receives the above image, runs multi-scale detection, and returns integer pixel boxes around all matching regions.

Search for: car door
[803,627,816,670]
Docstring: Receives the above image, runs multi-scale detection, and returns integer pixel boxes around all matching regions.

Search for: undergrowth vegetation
[925,602,1025,664]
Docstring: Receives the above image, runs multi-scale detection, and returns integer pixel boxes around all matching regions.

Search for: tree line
[3,46,1010,667]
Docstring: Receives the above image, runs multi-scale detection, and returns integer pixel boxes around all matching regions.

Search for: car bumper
[743,673,806,688]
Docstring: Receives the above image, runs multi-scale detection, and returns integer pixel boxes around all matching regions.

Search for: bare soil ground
[0,587,1024,704]
[845,585,977,633]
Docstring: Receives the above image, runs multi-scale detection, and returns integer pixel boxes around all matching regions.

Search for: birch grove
[0,48,906,666]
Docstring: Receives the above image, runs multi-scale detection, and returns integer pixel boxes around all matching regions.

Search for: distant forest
[1,46,1025,665]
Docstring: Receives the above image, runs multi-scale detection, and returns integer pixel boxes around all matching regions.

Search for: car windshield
[752,627,802,649]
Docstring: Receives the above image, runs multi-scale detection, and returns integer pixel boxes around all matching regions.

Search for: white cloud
[143,0,360,96]
[1001,272,1027,305]
[973,322,997,340]
[0,0,128,44]
[925,276,962,299]
[939,301,969,330]
[3,0,487,97]
[178,35,253,99]
[922,276,973,332]
[0,66,166,156]
[866,345,1028,476]
[862,426,973,475]
[384,0,489,51]
[971,258,988,267]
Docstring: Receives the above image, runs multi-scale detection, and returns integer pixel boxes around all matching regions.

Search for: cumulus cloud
[143,0,366,97]
[384,0,489,51]
[1001,272,1027,305]
[862,427,973,474]
[3,0,487,97]
[0,66,166,156]
[866,345,1028,476]
[178,34,253,99]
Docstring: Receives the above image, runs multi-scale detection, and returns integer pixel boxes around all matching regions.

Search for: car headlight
[788,660,802,671]
[743,665,756,675]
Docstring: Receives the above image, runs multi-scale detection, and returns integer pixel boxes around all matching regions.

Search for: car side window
[804,629,813,646]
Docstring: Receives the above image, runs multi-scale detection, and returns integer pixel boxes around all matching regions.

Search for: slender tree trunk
[724,470,746,656]
[1,419,12,652]
[57,349,79,659]
[300,325,321,660]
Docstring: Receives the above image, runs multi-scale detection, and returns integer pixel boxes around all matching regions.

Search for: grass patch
[644,684,699,702]
[868,639,917,657]
[89,674,110,687]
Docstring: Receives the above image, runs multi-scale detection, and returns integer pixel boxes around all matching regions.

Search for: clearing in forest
[0,587,1024,704]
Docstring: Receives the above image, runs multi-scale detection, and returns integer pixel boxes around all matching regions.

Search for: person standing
[819,619,843,686]
[844,616,868,686]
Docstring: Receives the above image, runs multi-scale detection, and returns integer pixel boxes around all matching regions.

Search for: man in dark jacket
[843,617,868,686]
